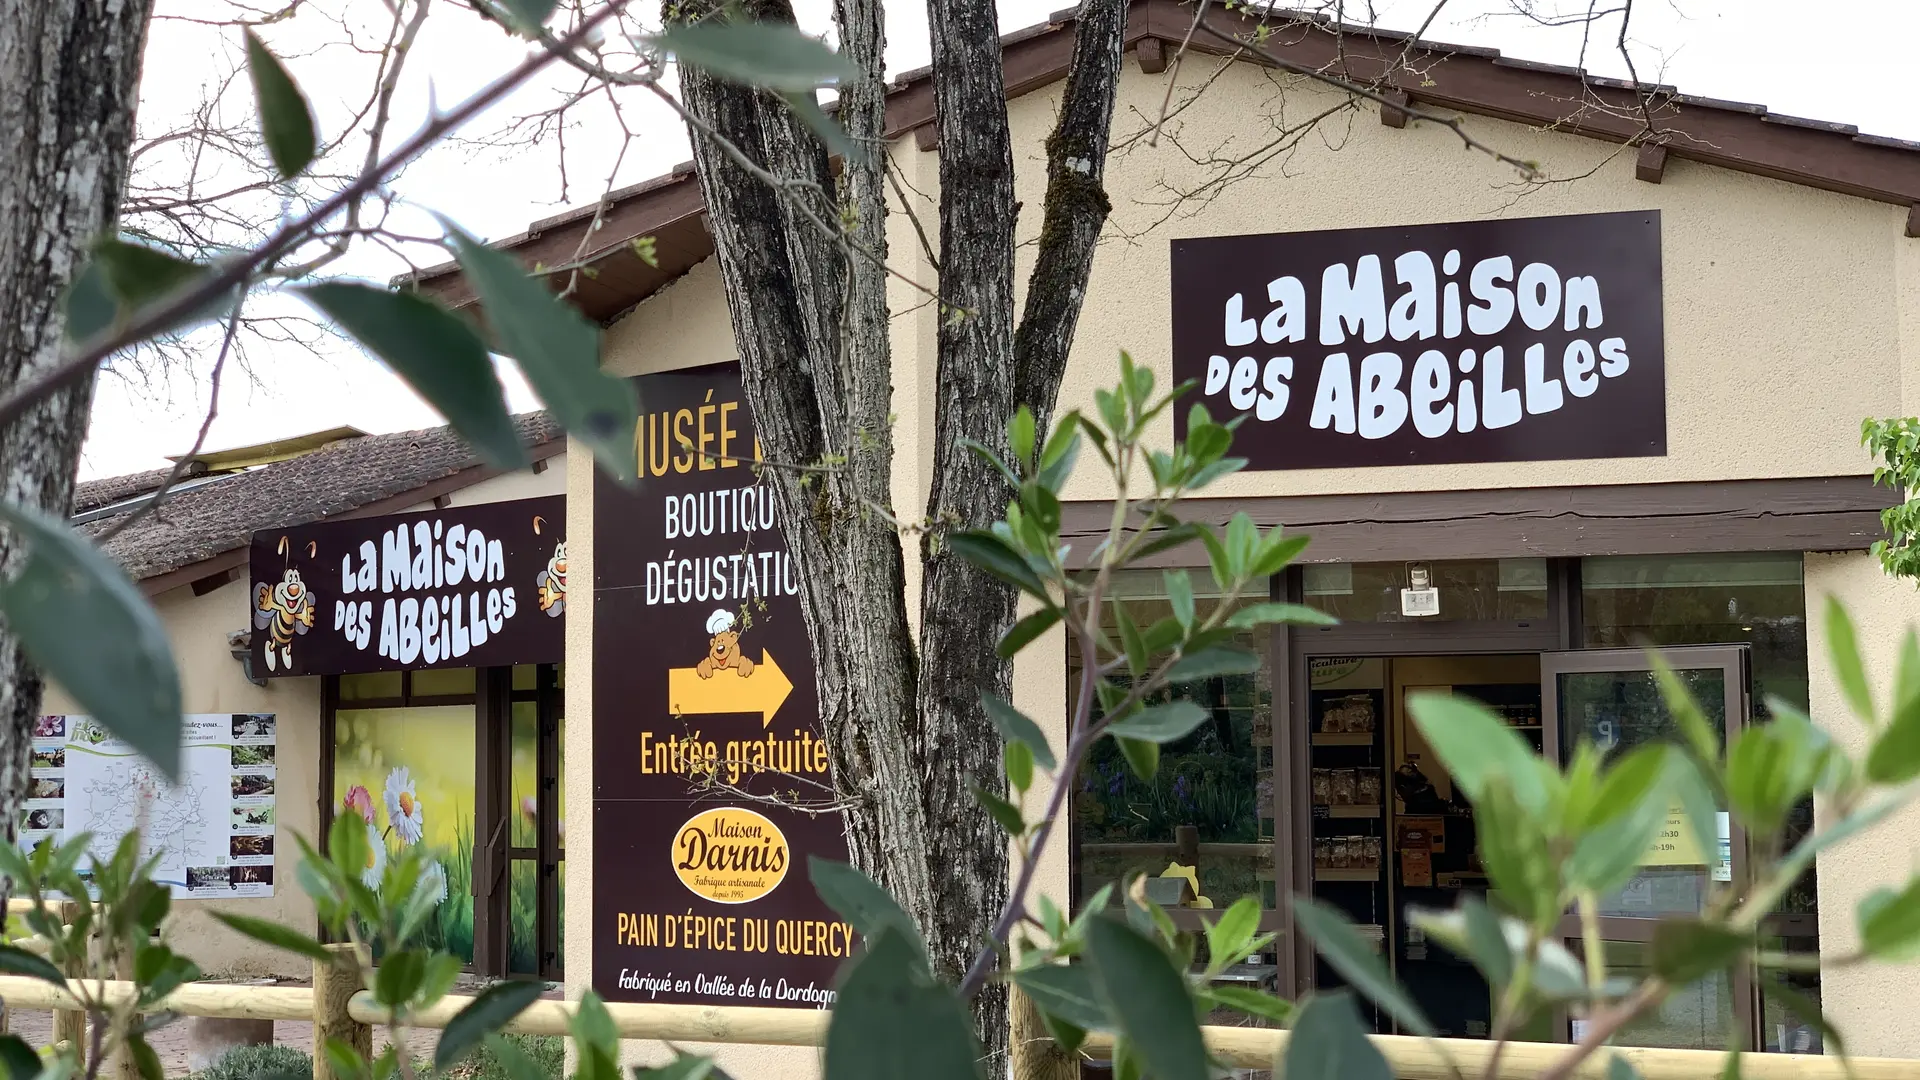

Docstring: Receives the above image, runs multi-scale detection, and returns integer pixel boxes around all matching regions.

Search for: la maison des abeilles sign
[1170,210,1667,470]
[246,495,566,677]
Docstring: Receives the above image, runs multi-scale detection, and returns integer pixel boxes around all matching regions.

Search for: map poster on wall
[24,714,277,898]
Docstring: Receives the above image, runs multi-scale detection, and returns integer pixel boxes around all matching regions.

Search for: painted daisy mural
[331,703,476,963]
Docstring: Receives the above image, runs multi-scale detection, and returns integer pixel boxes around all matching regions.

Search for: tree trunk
[672,0,1126,1065]
[0,1,156,854]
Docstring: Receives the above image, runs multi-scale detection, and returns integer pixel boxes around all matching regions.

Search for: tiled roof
[80,412,563,584]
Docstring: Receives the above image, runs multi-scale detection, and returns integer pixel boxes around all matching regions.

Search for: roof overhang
[399,0,1920,325]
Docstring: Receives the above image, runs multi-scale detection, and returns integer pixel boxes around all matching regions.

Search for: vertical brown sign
[1171,210,1666,470]
[592,363,853,1009]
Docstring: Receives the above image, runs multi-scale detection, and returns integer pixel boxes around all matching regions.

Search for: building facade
[63,0,1920,1072]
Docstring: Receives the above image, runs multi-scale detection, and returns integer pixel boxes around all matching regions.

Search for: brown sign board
[592,363,853,1010]
[1170,210,1666,470]
[245,495,566,677]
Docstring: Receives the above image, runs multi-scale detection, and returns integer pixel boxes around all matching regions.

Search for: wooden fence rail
[0,956,1912,1080]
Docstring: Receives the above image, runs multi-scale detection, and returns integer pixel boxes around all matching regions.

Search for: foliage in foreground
[1,361,1917,1080]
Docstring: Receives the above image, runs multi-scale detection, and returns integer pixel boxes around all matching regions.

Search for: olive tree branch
[0,0,636,440]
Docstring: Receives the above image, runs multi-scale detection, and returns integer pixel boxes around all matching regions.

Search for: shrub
[194,1043,311,1080]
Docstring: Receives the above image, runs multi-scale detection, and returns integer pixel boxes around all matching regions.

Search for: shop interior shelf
[1314,868,1381,882]
[1318,804,1383,818]
[1310,732,1376,746]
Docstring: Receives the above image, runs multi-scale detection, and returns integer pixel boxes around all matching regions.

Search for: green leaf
[1084,916,1207,1080]
[1670,754,1721,870]
[1409,896,1513,990]
[1858,877,1920,961]
[1007,405,1037,467]
[0,503,181,779]
[1105,701,1207,743]
[1202,985,1293,1024]
[207,911,333,963]
[323,1038,369,1080]
[127,1035,164,1080]
[1650,918,1748,985]
[779,91,856,163]
[1473,780,1561,925]
[1408,692,1551,815]
[435,980,547,1070]
[0,942,67,988]
[1607,1053,1643,1080]
[1282,993,1391,1080]
[1163,570,1195,631]
[1164,644,1259,683]
[946,531,1048,596]
[1565,746,1672,896]
[1250,533,1311,579]
[63,260,116,344]
[1115,736,1158,780]
[1727,720,1824,835]
[654,22,856,92]
[1292,898,1433,1037]
[298,283,525,471]
[1224,602,1335,630]
[1868,692,1920,784]
[807,857,925,960]
[970,780,1026,835]
[997,607,1061,660]
[569,991,617,1056]
[1204,896,1260,966]
[244,31,317,179]
[1011,963,1109,1031]
[980,693,1056,770]
[90,239,210,320]
[498,0,558,33]
[824,928,983,1080]
[1826,596,1874,722]
[0,1034,42,1080]
[447,228,638,482]
[373,948,427,1010]
[1003,739,1034,793]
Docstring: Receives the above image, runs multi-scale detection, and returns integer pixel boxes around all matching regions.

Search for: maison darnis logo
[672,807,790,904]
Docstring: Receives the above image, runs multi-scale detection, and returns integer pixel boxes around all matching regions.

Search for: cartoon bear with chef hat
[696,608,756,679]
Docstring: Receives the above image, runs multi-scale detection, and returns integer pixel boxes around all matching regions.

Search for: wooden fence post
[110,950,139,1080]
[52,901,83,1066]
[1009,986,1076,1080]
[313,943,370,1080]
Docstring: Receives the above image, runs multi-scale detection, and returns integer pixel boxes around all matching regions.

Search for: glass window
[1070,571,1275,913]
[411,667,476,696]
[339,671,402,700]
[1587,940,1733,1051]
[512,665,538,692]
[1581,554,1807,715]
[1304,559,1548,623]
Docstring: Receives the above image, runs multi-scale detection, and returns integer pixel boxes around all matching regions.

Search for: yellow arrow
[667,650,794,726]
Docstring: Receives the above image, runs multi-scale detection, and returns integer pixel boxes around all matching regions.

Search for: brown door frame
[1280,562,1569,999]
[1540,644,1755,1049]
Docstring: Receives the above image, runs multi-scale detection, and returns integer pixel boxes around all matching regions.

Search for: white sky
[76,0,1920,480]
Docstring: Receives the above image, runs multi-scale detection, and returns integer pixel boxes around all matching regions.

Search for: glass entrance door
[1539,646,1751,1049]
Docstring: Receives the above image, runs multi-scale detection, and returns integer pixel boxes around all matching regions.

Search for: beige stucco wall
[568,47,1920,1067]
[1804,552,1920,1058]
[38,451,569,979]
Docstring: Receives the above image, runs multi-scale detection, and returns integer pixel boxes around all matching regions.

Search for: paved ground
[4,976,559,1078]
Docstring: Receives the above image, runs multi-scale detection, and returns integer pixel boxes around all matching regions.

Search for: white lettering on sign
[330,516,520,662]
[1201,247,1629,440]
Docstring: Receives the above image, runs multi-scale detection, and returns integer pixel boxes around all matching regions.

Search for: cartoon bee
[254,538,316,672]
[533,516,565,617]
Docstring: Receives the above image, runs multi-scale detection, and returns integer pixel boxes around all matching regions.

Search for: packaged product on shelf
[1361,836,1382,870]
[1313,837,1332,869]
[1357,770,1383,806]
[1331,838,1352,869]
[1330,769,1357,806]
[1311,769,1332,805]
